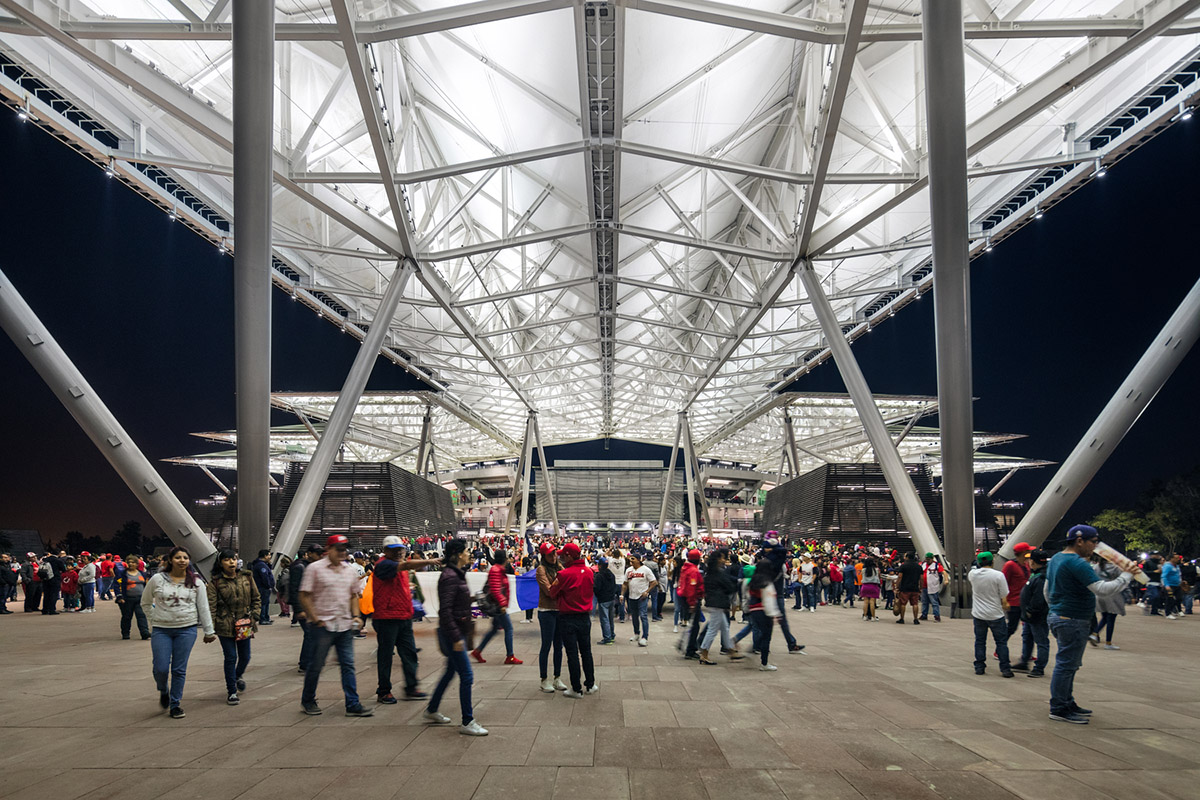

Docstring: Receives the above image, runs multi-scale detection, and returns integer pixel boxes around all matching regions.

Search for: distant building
[1,529,45,557]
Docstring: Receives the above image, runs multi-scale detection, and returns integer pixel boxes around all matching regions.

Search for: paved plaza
[1,599,1197,800]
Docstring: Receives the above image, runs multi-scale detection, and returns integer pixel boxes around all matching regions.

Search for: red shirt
[1001,559,1030,606]
[99,560,114,578]
[548,560,594,614]
[677,562,704,603]
[370,559,414,620]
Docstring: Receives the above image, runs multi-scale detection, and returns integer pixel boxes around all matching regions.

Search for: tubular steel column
[783,408,803,480]
[532,413,561,538]
[657,416,683,536]
[679,413,703,537]
[233,0,276,561]
[1000,273,1200,559]
[799,261,945,558]
[515,413,536,536]
[0,269,219,575]
[270,262,413,563]
[415,404,433,478]
[922,0,975,565]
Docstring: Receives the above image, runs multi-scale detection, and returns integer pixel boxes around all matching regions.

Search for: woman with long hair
[422,539,488,736]
[535,543,566,692]
[859,557,881,620]
[141,547,215,718]
[698,549,743,665]
[747,558,781,671]
[206,548,260,705]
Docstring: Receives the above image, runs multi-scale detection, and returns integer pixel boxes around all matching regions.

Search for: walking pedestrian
[0,552,17,614]
[1011,549,1050,677]
[535,542,566,693]
[748,557,781,671]
[676,548,705,658]
[1046,525,1139,724]
[895,552,923,624]
[1003,543,1035,641]
[594,555,617,644]
[371,536,442,704]
[919,553,945,621]
[699,549,743,664]
[142,547,216,718]
[298,534,373,717]
[472,549,523,665]
[622,552,657,647]
[547,543,598,697]
[207,549,259,706]
[250,549,276,625]
[422,539,488,735]
[77,554,96,612]
[116,554,151,640]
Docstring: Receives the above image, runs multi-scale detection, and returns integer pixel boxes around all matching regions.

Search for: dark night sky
[1,109,1198,544]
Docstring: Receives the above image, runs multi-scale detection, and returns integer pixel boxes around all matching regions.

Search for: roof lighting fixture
[17,108,28,122]
[104,159,115,178]
[1172,101,1193,121]
[1034,206,1044,219]
[1094,159,1107,178]
[218,239,227,255]
[985,237,994,252]
[168,207,177,222]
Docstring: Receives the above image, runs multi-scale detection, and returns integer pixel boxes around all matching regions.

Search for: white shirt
[800,562,815,585]
[609,557,625,583]
[968,567,1008,621]
[624,565,655,600]
[140,573,215,635]
[923,562,943,592]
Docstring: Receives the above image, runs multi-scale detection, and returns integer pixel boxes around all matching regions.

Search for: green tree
[1089,508,1161,553]
[111,520,142,556]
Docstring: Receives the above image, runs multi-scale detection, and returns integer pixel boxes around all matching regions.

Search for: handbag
[234,617,255,641]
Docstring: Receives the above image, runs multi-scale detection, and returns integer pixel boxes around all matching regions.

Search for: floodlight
[1172,101,1193,121]
[1094,159,1106,177]
[1034,206,1044,219]
[17,109,27,121]
[104,159,115,178]
[985,238,994,252]
[218,239,227,254]
[168,207,177,221]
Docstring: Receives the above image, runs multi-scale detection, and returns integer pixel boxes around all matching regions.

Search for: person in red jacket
[1002,543,1035,642]
[472,550,523,665]
[676,549,705,659]
[547,543,598,697]
[371,536,442,704]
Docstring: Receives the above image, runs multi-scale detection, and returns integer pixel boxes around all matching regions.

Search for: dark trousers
[557,613,596,692]
[41,581,60,613]
[1005,606,1022,640]
[537,610,563,680]
[750,610,774,665]
[655,588,667,617]
[973,617,1011,672]
[775,600,798,649]
[80,583,95,610]
[1020,617,1049,672]
[22,582,41,612]
[1093,612,1118,642]
[218,636,251,694]
[298,617,316,670]
[119,598,149,638]
[302,627,360,709]
[258,588,272,623]
[679,599,703,655]
[428,629,474,726]
[374,617,419,696]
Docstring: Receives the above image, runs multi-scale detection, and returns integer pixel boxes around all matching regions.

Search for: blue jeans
[538,610,563,680]
[627,595,650,640]
[477,612,514,657]
[80,583,95,610]
[733,619,760,651]
[972,617,1010,672]
[99,576,112,599]
[428,629,473,725]
[1048,614,1091,715]
[302,627,360,709]
[775,598,797,649]
[650,587,663,619]
[750,610,773,665]
[151,625,197,709]
[843,582,857,606]
[802,584,818,610]
[921,588,941,619]
[297,617,316,670]
[597,599,615,642]
[258,587,272,623]
[1020,617,1049,672]
[218,635,251,694]
[700,608,732,652]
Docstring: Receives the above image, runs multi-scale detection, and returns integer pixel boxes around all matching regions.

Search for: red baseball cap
[559,542,581,560]
[539,542,557,556]
[1013,543,1036,555]
[326,534,350,548]
[687,549,702,563]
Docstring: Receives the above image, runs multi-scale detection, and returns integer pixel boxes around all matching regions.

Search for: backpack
[1020,571,1048,621]
[38,560,53,580]
[474,590,503,617]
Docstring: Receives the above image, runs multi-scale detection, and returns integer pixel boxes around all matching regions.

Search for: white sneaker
[423,710,451,724]
[629,636,638,642]
[540,677,555,693]
[563,688,584,698]
[673,626,679,633]
[460,719,489,736]
[637,638,647,647]
[520,619,534,624]
[759,664,778,672]
[586,683,601,694]
[1104,644,1121,650]
[553,677,568,691]
[1167,614,1178,620]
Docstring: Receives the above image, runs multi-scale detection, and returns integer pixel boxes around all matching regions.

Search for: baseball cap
[977,551,994,564]
[559,542,581,559]
[539,542,557,556]
[1030,548,1050,563]
[326,534,350,548]
[1012,542,1036,555]
[596,556,608,567]
[924,552,934,558]
[687,548,702,563]
[1065,524,1100,542]
[305,543,324,554]
[383,535,406,549]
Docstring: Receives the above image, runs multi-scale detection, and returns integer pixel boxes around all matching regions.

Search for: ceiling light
[985,238,994,252]
[1094,159,1106,177]
[218,239,227,254]
[1034,206,1044,219]
[1172,101,1193,122]
[168,207,177,221]
[104,159,115,178]
[17,109,28,122]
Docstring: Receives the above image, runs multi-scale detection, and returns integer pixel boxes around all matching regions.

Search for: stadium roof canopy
[2,0,1198,456]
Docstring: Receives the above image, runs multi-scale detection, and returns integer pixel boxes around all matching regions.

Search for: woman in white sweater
[141,547,216,718]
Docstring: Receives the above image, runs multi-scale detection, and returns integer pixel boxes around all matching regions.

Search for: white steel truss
[1,0,1198,460]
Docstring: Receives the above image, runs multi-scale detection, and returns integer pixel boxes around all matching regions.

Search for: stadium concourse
[2,596,1197,800]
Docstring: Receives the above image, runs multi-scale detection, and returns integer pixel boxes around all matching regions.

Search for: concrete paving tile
[391,765,487,800]
[236,766,341,800]
[654,666,698,682]
[570,695,625,727]
[169,766,277,800]
[269,725,423,766]
[700,768,785,799]
[824,730,936,771]
[458,726,538,766]
[515,698,576,727]
[669,700,724,728]
[941,729,1069,770]
[526,725,595,766]
[764,728,866,771]
[75,769,206,800]
[630,768,708,800]
[990,729,1135,771]
[653,727,729,769]
[553,767,630,800]
[767,769,866,800]
[597,680,646,699]
[471,766,557,800]
[710,727,793,768]
[1068,770,1190,800]
[910,771,1023,800]
[838,770,942,800]
[395,725,475,764]
[623,699,677,727]
[719,700,787,728]
[983,771,1118,800]
[681,681,736,702]
[594,726,660,769]
[641,681,691,700]
[471,699,529,727]
[813,700,900,730]
[883,730,992,770]
[619,667,661,681]
[312,766,415,800]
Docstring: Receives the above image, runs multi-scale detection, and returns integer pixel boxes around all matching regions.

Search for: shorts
[897,591,921,607]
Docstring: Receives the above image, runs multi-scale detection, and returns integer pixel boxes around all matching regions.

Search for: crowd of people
[2,526,1193,730]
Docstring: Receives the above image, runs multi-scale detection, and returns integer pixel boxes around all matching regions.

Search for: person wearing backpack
[40,551,65,614]
[207,548,259,705]
[1010,549,1051,676]
[472,549,522,665]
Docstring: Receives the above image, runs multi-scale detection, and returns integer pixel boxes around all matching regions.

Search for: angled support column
[799,261,945,558]
[415,405,433,478]
[922,0,975,565]
[0,268,218,576]
[532,413,561,537]
[657,417,683,535]
[987,468,1019,498]
[515,412,537,536]
[679,413,711,535]
[271,261,414,563]
[234,0,276,562]
[200,466,231,495]
[1000,273,1200,559]
[783,408,803,479]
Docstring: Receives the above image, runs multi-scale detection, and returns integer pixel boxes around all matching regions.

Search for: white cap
[382,535,406,549]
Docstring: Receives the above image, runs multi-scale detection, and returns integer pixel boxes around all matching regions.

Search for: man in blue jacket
[251,549,276,625]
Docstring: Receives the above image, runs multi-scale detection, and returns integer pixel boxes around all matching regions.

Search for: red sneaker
[470,649,486,664]
[504,655,523,665]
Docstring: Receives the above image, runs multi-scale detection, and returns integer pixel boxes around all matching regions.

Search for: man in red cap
[1003,543,1037,645]
[547,543,598,697]
[676,549,705,659]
